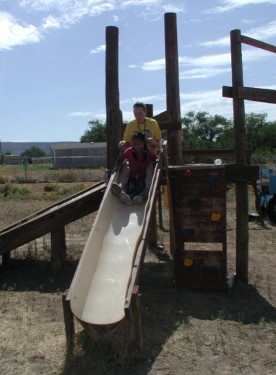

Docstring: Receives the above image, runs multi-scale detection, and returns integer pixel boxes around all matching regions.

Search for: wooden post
[1,252,10,269]
[164,13,183,166]
[51,226,66,269]
[106,26,122,173]
[231,29,249,283]
[131,287,144,350]
[62,290,75,349]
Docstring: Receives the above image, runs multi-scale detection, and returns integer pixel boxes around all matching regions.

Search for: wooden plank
[183,149,234,157]
[240,34,276,53]
[174,249,227,289]
[0,184,106,255]
[222,86,276,104]
[158,122,182,131]
[0,181,105,235]
[225,165,259,182]
[239,87,276,104]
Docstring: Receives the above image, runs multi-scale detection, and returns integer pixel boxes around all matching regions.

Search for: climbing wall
[170,165,227,290]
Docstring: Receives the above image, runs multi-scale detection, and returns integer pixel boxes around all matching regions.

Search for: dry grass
[0,172,276,375]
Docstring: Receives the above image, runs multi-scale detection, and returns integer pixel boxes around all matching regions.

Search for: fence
[0,156,106,183]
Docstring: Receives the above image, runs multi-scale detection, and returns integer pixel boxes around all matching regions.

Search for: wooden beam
[0,183,106,255]
[222,86,276,104]
[225,165,259,182]
[153,110,169,124]
[240,34,276,53]
[182,149,235,157]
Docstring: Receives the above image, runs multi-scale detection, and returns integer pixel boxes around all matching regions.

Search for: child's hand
[118,140,127,148]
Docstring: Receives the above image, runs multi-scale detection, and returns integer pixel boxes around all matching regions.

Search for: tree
[80,119,107,143]
[259,120,276,151]
[182,111,231,149]
[20,146,47,157]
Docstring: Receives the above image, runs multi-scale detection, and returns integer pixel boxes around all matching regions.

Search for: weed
[217,309,225,321]
[0,184,30,198]
[0,175,7,184]
[43,183,59,192]
[266,274,273,300]
[57,170,78,182]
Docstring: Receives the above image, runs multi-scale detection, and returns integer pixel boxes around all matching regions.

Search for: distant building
[50,142,107,169]
[3,155,24,165]
[3,155,52,165]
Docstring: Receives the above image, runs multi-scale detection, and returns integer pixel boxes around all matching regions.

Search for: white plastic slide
[69,172,148,325]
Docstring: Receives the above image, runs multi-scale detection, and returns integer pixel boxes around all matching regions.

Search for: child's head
[132,132,146,151]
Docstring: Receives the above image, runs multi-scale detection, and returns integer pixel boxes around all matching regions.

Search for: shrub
[0,184,30,198]
[57,170,78,183]
[0,176,7,184]
[43,183,59,192]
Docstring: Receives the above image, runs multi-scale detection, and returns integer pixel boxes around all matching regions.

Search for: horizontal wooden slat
[240,35,276,53]
[225,164,259,182]
[222,86,276,104]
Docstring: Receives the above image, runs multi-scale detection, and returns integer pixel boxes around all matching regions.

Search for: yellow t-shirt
[123,117,161,152]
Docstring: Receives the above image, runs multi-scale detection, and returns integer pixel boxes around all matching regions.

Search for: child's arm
[112,150,125,172]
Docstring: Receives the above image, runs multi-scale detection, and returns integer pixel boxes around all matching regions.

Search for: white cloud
[0,11,40,50]
[90,44,106,54]
[207,0,276,14]
[69,111,94,116]
[162,3,186,13]
[0,1,184,51]
[140,45,274,82]
[180,85,276,120]
[180,67,231,80]
[246,19,276,41]
[201,20,276,47]
[19,0,182,26]
[42,15,61,30]
[142,58,165,71]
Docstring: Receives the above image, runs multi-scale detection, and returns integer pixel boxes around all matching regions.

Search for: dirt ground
[0,183,275,375]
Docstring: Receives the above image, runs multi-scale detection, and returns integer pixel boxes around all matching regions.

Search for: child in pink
[112,132,156,205]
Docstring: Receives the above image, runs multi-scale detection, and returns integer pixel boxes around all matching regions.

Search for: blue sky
[0,0,275,142]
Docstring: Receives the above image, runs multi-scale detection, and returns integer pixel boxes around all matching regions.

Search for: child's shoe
[132,194,144,205]
[111,182,122,197]
[119,191,132,205]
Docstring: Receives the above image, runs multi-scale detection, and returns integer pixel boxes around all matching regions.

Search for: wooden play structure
[62,15,275,348]
[1,13,275,349]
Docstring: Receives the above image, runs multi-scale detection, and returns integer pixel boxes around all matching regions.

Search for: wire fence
[1,156,107,183]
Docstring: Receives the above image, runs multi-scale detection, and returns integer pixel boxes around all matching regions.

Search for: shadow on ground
[60,249,276,375]
[0,258,77,293]
[1,250,275,375]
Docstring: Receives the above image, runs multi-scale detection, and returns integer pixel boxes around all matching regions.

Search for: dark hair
[133,102,147,113]
[132,132,146,142]
[131,132,147,159]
